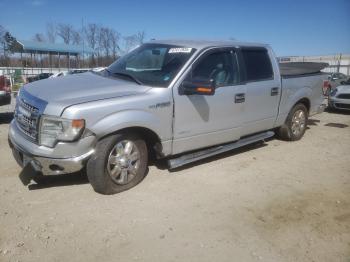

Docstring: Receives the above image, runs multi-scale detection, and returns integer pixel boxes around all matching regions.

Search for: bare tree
[110,29,120,60]
[72,30,82,45]
[33,33,45,42]
[84,23,99,65]
[0,25,6,49]
[123,35,138,53]
[99,27,113,57]
[0,25,5,41]
[84,24,99,50]
[0,25,7,61]
[135,31,146,45]
[46,22,56,43]
[56,23,74,44]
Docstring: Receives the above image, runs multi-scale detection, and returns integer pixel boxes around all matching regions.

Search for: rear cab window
[241,48,273,82]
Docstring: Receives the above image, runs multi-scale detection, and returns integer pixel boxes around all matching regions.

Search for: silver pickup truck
[9,40,326,194]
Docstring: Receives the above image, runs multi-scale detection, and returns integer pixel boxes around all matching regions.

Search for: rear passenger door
[239,47,281,135]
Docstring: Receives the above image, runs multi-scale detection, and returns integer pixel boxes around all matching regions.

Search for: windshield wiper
[107,70,143,85]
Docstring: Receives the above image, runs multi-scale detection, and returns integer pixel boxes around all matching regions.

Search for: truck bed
[279,62,329,77]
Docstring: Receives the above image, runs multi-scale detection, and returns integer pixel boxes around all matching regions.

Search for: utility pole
[337,53,342,73]
[82,18,84,69]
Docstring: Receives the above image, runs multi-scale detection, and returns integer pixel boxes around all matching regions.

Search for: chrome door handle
[271,87,279,96]
[235,93,245,103]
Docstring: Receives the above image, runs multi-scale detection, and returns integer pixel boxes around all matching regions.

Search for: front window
[190,50,240,87]
[107,44,196,87]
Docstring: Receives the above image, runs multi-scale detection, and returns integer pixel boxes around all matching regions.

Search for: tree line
[0,23,146,68]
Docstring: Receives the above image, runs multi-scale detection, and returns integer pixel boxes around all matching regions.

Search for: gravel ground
[0,97,349,262]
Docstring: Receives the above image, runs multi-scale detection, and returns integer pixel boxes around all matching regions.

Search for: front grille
[20,99,39,113]
[337,94,350,99]
[335,103,350,109]
[15,98,40,142]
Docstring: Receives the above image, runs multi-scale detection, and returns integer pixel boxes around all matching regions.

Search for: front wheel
[277,104,308,141]
[87,133,148,194]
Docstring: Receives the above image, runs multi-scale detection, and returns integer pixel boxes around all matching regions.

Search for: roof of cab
[147,39,270,50]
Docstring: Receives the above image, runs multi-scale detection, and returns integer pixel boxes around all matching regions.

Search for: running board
[168,131,275,169]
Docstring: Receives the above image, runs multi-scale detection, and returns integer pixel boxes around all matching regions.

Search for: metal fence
[0,66,89,78]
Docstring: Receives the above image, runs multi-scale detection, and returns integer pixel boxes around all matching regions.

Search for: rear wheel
[277,104,308,141]
[87,133,148,194]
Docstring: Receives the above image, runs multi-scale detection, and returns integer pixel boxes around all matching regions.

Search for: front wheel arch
[87,132,149,194]
[98,126,163,161]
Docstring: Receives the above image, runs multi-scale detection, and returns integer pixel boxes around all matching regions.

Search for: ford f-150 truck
[9,40,327,194]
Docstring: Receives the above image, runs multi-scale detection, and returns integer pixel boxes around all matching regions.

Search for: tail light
[323,80,331,95]
[323,80,330,88]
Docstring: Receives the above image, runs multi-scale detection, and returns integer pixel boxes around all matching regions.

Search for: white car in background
[328,72,349,88]
[92,67,106,72]
[328,78,350,111]
[49,71,68,78]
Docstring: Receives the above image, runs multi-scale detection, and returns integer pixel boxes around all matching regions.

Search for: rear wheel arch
[295,97,310,114]
[277,103,308,141]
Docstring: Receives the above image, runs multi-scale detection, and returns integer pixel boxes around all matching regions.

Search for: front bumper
[9,120,95,175]
[328,97,350,111]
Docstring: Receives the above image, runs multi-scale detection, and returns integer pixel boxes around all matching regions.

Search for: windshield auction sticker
[168,48,192,53]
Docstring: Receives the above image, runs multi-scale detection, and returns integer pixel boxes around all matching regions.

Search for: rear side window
[241,48,273,81]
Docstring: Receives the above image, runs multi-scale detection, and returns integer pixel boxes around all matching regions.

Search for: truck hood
[23,72,152,116]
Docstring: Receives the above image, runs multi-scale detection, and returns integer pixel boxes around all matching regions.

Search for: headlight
[39,116,85,147]
[330,88,338,97]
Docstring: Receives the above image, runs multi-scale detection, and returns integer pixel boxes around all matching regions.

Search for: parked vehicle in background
[92,67,106,72]
[328,72,349,88]
[0,75,12,106]
[328,78,350,111]
[12,69,26,92]
[49,71,68,78]
[68,69,89,75]
[27,73,53,83]
[9,40,327,195]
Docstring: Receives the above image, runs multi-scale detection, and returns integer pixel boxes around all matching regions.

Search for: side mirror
[179,79,215,96]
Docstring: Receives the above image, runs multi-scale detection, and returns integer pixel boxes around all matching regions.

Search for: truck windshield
[107,44,196,87]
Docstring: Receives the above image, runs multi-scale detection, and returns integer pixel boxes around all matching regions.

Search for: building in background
[278,54,350,75]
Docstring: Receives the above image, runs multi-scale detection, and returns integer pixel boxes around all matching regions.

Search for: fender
[275,86,312,127]
[90,109,166,140]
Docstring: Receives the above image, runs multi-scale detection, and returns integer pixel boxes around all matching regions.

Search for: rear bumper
[316,104,326,114]
[310,103,326,116]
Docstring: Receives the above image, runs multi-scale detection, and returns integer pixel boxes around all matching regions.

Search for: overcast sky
[0,0,349,56]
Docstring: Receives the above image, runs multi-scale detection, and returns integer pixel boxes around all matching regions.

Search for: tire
[277,103,308,141]
[86,133,148,194]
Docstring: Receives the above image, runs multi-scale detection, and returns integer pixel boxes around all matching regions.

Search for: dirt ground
[0,99,349,262]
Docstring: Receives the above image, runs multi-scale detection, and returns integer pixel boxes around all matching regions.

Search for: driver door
[172,48,246,155]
